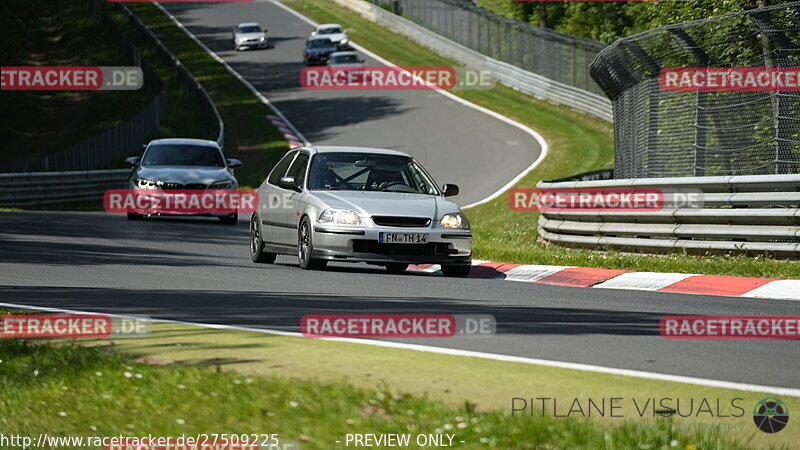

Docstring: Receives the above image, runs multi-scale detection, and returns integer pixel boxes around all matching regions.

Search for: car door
[274,151,309,245]
[259,151,296,246]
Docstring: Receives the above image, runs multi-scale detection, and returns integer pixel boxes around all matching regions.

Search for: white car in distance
[233,23,268,51]
[312,24,350,50]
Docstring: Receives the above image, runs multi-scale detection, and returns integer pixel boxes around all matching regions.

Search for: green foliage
[475,0,798,44]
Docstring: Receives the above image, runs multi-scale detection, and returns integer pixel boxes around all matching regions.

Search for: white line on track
[2,301,798,397]
[156,0,547,209]
[268,0,548,209]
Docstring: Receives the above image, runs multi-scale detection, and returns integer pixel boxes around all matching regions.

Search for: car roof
[317,24,342,30]
[304,146,411,158]
[147,138,220,148]
[237,23,261,28]
[331,51,358,57]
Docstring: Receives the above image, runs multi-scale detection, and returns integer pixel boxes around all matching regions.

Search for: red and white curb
[408,261,800,301]
[268,115,305,149]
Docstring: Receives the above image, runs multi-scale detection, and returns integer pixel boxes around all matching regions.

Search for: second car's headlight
[440,213,470,229]
[340,38,349,45]
[259,37,266,42]
[318,208,361,225]
[135,178,162,190]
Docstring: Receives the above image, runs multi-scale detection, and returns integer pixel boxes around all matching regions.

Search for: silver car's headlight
[135,178,162,190]
[318,208,361,225]
[209,180,234,189]
[259,36,266,42]
[440,213,469,229]
[340,38,349,45]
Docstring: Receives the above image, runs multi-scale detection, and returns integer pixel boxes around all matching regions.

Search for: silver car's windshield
[141,145,225,167]
[331,54,359,64]
[308,153,439,194]
[317,27,341,35]
[238,25,262,33]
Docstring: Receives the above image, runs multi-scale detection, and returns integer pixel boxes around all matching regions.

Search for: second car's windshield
[317,27,341,35]
[307,39,333,49]
[238,25,262,33]
[308,153,439,194]
[141,145,225,167]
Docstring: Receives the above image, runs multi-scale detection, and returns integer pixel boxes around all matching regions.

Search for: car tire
[250,214,277,264]
[126,212,141,221]
[220,213,238,225]
[298,216,327,270]
[384,263,408,274]
[441,264,471,278]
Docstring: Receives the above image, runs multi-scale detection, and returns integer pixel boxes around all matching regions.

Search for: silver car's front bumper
[312,225,472,265]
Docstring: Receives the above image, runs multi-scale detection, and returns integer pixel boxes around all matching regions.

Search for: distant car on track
[232,22,268,51]
[250,146,472,277]
[303,37,337,66]
[327,51,365,68]
[311,23,350,50]
[125,138,242,224]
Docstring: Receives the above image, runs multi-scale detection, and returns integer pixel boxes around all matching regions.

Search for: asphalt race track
[1,212,799,389]
[160,0,541,207]
[1,2,797,393]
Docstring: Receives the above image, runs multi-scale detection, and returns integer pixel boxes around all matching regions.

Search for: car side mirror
[226,158,242,168]
[125,156,140,166]
[279,176,301,191]
[442,184,459,197]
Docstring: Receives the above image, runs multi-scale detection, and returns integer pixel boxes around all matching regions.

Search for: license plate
[378,232,428,244]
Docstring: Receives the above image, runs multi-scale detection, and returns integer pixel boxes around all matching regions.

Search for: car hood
[312,191,460,220]
[135,166,232,185]
[236,32,265,41]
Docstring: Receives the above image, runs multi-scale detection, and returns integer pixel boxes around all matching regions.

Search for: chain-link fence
[590,1,800,178]
[387,0,607,96]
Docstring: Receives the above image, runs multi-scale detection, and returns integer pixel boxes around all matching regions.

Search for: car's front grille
[372,216,431,227]
[352,240,448,256]
[161,182,207,190]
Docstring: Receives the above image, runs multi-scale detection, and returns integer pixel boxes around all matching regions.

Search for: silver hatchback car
[250,146,472,276]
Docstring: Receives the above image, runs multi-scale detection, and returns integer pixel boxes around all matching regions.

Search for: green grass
[127,3,288,188]
[285,0,798,279]
[0,334,768,450]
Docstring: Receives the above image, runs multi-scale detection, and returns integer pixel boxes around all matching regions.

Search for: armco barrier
[536,175,800,255]
[331,0,613,122]
[0,170,130,208]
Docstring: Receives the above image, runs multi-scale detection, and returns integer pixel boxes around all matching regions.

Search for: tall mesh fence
[590,2,800,178]
[387,0,607,95]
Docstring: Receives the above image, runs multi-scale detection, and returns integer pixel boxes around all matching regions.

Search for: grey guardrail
[0,170,130,208]
[331,0,613,122]
[536,174,800,255]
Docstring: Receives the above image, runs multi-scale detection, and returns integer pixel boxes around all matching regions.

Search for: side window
[267,152,296,186]
[285,153,310,188]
